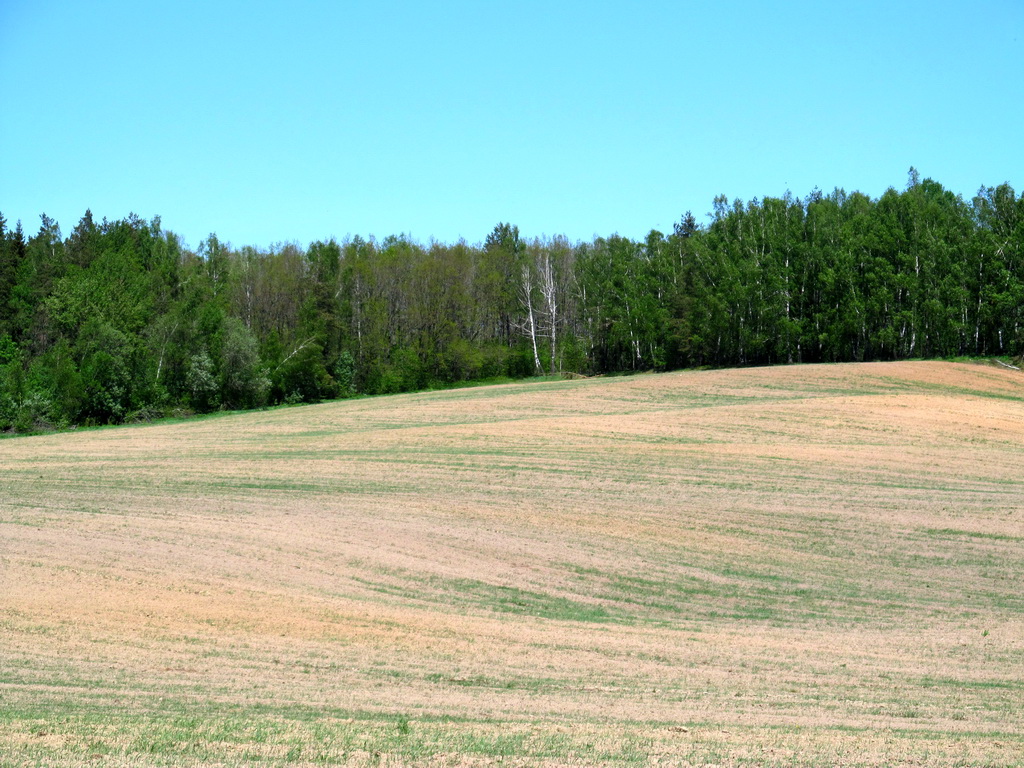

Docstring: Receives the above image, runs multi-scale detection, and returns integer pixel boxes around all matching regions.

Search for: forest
[1,170,1022,432]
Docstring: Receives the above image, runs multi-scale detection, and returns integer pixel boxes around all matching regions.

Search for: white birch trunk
[521,263,542,373]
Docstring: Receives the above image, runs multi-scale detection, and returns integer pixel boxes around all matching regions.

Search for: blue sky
[1,0,1021,250]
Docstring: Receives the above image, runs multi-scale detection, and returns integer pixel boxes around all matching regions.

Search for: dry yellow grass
[2,360,1023,766]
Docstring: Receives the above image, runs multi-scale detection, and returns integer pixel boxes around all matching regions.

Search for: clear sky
[1,0,1022,250]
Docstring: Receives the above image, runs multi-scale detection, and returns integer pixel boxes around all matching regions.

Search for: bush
[333,351,356,397]
[186,352,218,412]
[13,389,55,433]
[439,338,483,383]
[271,340,336,404]
[76,320,133,424]
[219,318,269,409]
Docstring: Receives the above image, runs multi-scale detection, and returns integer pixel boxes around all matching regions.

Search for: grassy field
[2,360,1023,767]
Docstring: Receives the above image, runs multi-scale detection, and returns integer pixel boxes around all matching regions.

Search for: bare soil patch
[2,361,1022,766]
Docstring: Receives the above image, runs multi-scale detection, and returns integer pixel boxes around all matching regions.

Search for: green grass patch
[923,527,1022,542]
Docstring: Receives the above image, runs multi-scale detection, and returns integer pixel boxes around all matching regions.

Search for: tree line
[1,170,1022,432]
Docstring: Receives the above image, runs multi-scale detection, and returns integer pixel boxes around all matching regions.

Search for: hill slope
[2,361,1023,766]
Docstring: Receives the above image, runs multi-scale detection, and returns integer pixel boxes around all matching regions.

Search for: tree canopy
[2,173,1022,432]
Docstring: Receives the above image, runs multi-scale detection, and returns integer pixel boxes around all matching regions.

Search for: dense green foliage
[2,171,1022,431]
